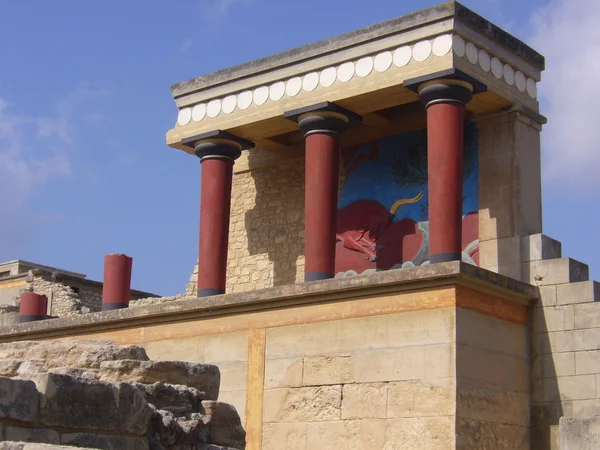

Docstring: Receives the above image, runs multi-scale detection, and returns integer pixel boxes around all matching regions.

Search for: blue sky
[0,0,598,295]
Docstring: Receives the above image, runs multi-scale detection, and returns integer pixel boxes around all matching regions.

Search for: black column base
[197,288,225,297]
[19,315,45,323]
[305,272,334,282]
[102,303,129,311]
[430,253,461,264]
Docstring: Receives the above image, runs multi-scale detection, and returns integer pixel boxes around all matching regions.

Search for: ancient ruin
[0,1,599,449]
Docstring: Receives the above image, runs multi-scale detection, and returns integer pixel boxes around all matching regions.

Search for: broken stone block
[135,382,206,415]
[0,376,38,423]
[0,360,23,377]
[117,382,154,436]
[199,401,246,449]
[98,360,220,400]
[4,425,60,444]
[37,373,119,431]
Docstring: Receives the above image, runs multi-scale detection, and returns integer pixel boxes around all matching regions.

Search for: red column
[304,132,339,281]
[188,131,251,297]
[19,292,48,322]
[418,80,473,263]
[102,253,133,311]
[197,157,234,296]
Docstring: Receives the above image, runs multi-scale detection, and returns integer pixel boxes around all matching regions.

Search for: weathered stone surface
[0,360,23,378]
[117,383,154,436]
[306,419,387,449]
[4,425,60,444]
[387,379,454,418]
[135,382,205,415]
[456,418,529,449]
[342,383,387,419]
[263,386,341,422]
[560,415,600,450]
[385,416,455,450]
[37,373,119,431]
[0,377,38,423]
[48,367,99,380]
[199,401,246,449]
[99,360,220,401]
[0,443,96,450]
[61,432,149,450]
[0,340,149,370]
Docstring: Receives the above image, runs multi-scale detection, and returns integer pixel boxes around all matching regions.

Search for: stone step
[521,234,562,262]
[557,281,600,306]
[523,258,589,286]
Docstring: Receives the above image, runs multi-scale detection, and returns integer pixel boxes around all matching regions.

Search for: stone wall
[559,415,600,449]
[0,340,245,450]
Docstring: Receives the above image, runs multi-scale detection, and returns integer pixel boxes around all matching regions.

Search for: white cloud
[0,84,106,255]
[528,0,600,187]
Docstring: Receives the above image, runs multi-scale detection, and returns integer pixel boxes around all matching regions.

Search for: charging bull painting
[335,122,479,277]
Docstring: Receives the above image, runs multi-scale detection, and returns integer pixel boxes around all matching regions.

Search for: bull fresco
[335,122,479,277]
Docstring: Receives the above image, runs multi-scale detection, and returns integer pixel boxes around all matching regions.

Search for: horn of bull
[389,191,424,217]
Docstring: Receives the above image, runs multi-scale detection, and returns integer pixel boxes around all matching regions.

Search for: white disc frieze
[515,71,526,92]
[466,42,478,64]
[479,49,491,72]
[191,104,206,122]
[337,61,355,82]
[302,72,319,91]
[320,67,337,87]
[286,77,302,97]
[253,86,269,105]
[356,57,374,77]
[238,91,253,110]
[491,57,503,79]
[177,107,192,126]
[207,99,221,118]
[269,81,285,101]
[222,95,237,114]
[432,34,452,56]
[393,46,412,67]
[452,35,466,57]
[374,51,393,72]
[527,78,537,98]
[412,40,432,62]
[503,64,515,86]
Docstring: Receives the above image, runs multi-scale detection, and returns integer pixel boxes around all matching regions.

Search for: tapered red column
[102,253,133,311]
[285,102,361,282]
[19,292,48,322]
[418,79,474,263]
[185,131,253,297]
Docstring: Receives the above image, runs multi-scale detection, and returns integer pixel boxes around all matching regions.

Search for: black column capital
[284,101,362,137]
[182,130,254,162]
[418,79,474,108]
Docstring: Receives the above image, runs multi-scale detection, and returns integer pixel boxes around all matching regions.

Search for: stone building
[1,2,600,449]
[0,260,157,319]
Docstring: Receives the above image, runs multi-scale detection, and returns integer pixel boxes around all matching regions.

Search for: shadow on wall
[244,154,305,289]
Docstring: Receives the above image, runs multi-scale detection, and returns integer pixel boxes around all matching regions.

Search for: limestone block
[342,383,387,419]
[263,386,341,422]
[0,340,149,370]
[558,281,600,306]
[4,426,59,444]
[456,379,530,426]
[144,337,201,363]
[216,390,246,424]
[37,373,119,431]
[0,377,38,423]
[523,258,589,287]
[533,305,575,333]
[264,358,303,389]
[306,419,388,449]
[116,383,154,435]
[60,432,148,450]
[456,418,529,450]
[574,302,600,330]
[560,415,600,450]
[483,263,523,281]
[199,401,246,449]
[353,344,452,383]
[98,360,220,400]
[532,352,575,379]
[572,399,600,419]
[479,235,521,268]
[532,332,555,355]
[199,332,249,363]
[262,422,307,450]
[554,328,600,352]
[536,286,557,308]
[456,308,527,357]
[215,361,247,393]
[387,379,454,418]
[303,355,353,386]
[534,374,596,403]
[456,345,528,393]
[521,234,562,262]
[384,416,454,450]
[575,350,600,375]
